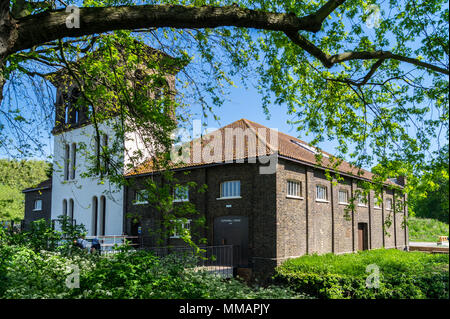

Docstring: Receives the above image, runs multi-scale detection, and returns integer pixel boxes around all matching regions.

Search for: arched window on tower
[99,196,106,236]
[70,88,81,125]
[69,199,74,222]
[92,196,98,236]
[64,106,70,124]
[62,199,67,217]
[102,134,109,174]
[71,143,77,180]
[64,144,70,181]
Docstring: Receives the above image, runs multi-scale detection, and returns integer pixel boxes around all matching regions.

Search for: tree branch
[285,31,449,75]
[12,4,320,54]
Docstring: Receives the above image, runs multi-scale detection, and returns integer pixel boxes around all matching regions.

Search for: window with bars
[174,186,189,202]
[316,185,328,201]
[219,180,241,199]
[287,180,302,198]
[338,189,348,204]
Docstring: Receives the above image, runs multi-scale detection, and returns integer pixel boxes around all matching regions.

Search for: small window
[357,192,368,207]
[316,185,328,201]
[170,219,191,238]
[219,180,241,199]
[174,185,189,202]
[374,198,382,209]
[338,189,348,204]
[133,190,149,205]
[386,198,393,211]
[287,180,302,198]
[33,199,42,211]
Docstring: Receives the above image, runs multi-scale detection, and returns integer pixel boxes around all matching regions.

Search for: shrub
[274,249,449,299]
[0,224,305,299]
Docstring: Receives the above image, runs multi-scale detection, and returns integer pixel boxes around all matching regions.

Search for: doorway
[358,223,369,251]
[214,216,248,267]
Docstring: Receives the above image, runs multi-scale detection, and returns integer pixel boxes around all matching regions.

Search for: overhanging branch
[12,4,321,54]
[285,31,449,76]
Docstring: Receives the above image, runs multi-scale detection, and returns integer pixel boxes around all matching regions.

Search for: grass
[275,248,449,299]
[279,248,448,277]
[408,217,449,242]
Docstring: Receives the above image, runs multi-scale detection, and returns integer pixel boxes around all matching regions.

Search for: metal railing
[84,235,140,253]
[144,245,234,278]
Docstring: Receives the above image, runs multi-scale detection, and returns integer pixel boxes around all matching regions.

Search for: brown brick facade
[125,158,408,279]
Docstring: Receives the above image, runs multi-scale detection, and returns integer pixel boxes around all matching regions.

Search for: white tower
[49,45,179,236]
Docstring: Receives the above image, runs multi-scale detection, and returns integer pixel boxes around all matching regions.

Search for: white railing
[84,235,140,254]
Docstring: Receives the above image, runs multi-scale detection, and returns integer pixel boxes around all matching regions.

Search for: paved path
[410,241,449,247]
[409,241,448,253]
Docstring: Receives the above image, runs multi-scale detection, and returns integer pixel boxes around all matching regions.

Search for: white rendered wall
[51,121,125,236]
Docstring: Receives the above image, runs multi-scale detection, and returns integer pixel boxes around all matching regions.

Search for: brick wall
[125,158,408,279]
[23,187,52,228]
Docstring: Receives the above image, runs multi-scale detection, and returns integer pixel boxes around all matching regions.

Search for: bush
[274,249,449,299]
[0,223,305,299]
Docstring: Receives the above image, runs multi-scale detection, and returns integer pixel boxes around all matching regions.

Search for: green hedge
[274,249,449,299]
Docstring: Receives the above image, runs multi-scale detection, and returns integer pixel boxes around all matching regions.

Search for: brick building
[123,118,408,278]
[21,45,408,278]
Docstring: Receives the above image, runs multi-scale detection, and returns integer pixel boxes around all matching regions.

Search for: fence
[84,235,140,253]
[0,220,25,232]
[144,245,234,278]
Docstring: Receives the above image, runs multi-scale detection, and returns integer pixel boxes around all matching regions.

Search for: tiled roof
[127,118,396,185]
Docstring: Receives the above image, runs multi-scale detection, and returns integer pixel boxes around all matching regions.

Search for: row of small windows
[133,179,393,211]
[286,180,394,210]
[133,180,242,205]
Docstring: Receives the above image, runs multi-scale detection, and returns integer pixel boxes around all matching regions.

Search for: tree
[0,1,448,237]
[408,146,449,223]
[0,159,50,220]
